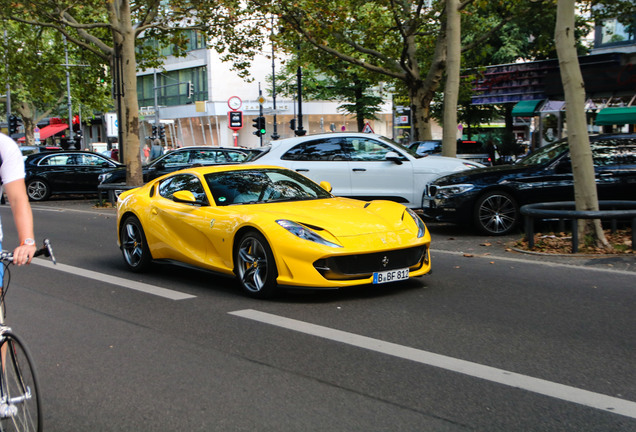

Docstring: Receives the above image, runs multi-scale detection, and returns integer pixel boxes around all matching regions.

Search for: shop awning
[17,123,69,142]
[595,106,636,125]
[511,99,544,117]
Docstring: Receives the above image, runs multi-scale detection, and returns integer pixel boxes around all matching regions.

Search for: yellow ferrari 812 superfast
[116,165,431,298]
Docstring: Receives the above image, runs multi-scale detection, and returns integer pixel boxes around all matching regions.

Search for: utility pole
[64,36,75,149]
[4,30,11,124]
[270,16,279,140]
[295,66,306,136]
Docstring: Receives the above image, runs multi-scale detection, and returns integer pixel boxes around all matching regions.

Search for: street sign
[228,111,243,130]
[228,96,242,110]
[362,122,374,133]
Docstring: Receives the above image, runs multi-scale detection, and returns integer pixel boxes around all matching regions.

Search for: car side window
[78,154,109,166]
[39,154,70,166]
[161,151,190,167]
[281,139,348,161]
[346,138,401,161]
[189,150,218,165]
[223,151,248,162]
[158,174,208,204]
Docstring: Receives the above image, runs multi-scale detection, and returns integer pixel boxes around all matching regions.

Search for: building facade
[134,37,395,150]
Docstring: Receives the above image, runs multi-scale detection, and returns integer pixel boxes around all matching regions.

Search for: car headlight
[276,220,342,248]
[405,208,427,238]
[434,184,474,198]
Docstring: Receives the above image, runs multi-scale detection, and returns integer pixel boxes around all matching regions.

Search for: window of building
[595,17,635,47]
[137,66,208,108]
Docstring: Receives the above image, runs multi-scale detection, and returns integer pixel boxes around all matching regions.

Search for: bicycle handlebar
[0,238,56,265]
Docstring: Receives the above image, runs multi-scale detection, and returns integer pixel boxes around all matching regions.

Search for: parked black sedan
[98,146,260,185]
[24,151,123,201]
[422,134,636,235]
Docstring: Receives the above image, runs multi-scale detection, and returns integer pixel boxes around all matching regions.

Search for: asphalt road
[0,199,634,431]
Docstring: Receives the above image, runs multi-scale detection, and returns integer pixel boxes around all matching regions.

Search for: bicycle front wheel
[0,332,41,432]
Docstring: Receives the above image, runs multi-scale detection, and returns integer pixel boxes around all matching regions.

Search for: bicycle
[0,239,55,432]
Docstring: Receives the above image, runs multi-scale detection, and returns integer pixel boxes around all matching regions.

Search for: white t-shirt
[0,133,26,242]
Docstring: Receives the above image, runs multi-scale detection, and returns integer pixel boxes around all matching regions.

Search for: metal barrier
[97,183,136,206]
[520,201,636,253]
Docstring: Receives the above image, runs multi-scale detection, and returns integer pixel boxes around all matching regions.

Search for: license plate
[373,268,409,284]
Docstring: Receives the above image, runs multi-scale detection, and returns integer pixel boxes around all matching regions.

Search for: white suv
[248,132,483,209]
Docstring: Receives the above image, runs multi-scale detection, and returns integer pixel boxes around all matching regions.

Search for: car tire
[234,230,279,299]
[474,191,519,235]
[120,215,152,272]
[26,178,51,201]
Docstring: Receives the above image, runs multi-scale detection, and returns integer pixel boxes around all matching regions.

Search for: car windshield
[375,135,424,158]
[516,140,567,166]
[204,168,332,206]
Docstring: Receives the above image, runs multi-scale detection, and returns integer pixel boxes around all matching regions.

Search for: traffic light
[159,125,166,140]
[152,125,158,138]
[186,81,194,98]
[8,115,20,136]
[252,116,266,137]
[289,118,296,131]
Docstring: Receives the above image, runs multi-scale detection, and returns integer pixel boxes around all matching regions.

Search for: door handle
[296,169,309,172]
[352,168,366,172]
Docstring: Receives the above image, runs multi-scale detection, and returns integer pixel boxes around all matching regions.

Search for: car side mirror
[172,190,203,206]
[319,181,332,193]
[385,151,403,165]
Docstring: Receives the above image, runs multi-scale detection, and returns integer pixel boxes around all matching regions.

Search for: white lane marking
[32,258,196,300]
[229,309,636,419]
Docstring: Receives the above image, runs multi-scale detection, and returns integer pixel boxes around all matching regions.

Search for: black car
[422,134,636,235]
[98,146,259,185]
[25,151,124,201]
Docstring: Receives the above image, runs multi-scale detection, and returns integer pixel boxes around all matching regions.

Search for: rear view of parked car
[423,134,636,235]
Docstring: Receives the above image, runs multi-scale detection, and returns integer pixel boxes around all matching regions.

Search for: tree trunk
[555,0,610,249]
[111,1,143,186]
[442,0,460,158]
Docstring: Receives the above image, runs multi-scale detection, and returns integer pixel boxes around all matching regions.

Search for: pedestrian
[143,143,151,164]
[150,138,163,161]
[0,132,37,269]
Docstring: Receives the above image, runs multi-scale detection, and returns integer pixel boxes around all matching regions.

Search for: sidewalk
[427,222,636,273]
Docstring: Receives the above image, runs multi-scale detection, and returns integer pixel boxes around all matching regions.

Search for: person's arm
[4,179,37,265]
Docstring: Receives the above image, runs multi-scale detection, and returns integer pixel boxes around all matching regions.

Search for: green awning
[595,106,636,125]
[511,99,544,117]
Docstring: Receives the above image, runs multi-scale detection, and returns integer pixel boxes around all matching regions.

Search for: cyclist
[0,132,37,269]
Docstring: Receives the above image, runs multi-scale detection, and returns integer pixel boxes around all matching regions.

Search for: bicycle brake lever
[42,238,57,265]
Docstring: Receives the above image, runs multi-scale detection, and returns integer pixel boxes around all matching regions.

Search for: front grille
[426,184,438,197]
[314,245,428,280]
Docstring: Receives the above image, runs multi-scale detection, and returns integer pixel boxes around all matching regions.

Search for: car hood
[413,155,484,172]
[431,162,542,186]
[247,198,409,237]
